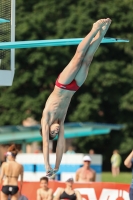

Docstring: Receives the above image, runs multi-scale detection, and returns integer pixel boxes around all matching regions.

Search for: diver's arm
[41,116,51,172]
[54,124,65,171]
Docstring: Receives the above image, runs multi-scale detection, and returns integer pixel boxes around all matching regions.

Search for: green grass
[102,172,131,184]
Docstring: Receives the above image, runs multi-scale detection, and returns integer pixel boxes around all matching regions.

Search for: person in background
[49,148,53,154]
[18,195,28,200]
[75,155,96,182]
[37,177,53,200]
[124,150,133,200]
[89,149,95,155]
[53,177,81,200]
[40,18,112,178]
[111,150,122,176]
[0,144,23,200]
[66,146,75,154]
[34,146,42,154]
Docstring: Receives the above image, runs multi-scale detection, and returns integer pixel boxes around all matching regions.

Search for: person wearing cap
[53,178,82,200]
[75,155,96,182]
[0,144,24,200]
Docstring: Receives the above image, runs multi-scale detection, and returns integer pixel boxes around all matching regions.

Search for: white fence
[16,153,102,182]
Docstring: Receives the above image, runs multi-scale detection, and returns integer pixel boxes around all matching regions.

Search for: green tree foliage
[0,0,133,169]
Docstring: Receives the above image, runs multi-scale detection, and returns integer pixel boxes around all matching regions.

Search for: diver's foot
[46,169,57,179]
[100,18,112,36]
[46,169,59,179]
[53,168,58,175]
[92,18,109,32]
[46,169,54,178]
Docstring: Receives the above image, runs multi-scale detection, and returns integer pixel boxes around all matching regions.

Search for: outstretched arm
[41,116,51,172]
[124,150,133,168]
[54,124,65,171]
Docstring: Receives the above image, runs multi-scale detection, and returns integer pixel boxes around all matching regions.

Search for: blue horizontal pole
[0,37,129,49]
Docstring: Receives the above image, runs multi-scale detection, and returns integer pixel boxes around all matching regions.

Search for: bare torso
[3,161,23,186]
[77,167,96,182]
[43,86,75,124]
[37,188,53,200]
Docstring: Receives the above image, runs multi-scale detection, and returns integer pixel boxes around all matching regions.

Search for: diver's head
[40,123,60,140]
[49,123,60,140]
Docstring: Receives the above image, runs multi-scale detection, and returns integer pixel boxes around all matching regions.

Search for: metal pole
[11,0,15,72]
[22,141,26,153]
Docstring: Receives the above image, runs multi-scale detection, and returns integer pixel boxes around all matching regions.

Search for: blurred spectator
[0,144,23,200]
[49,148,53,153]
[53,177,81,200]
[66,146,75,154]
[0,145,9,164]
[111,150,122,176]
[75,155,96,182]
[36,177,53,200]
[124,150,133,200]
[19,195,28,200]
[22,117,38,126]
[34,146,42,153]
[89,149,95,155]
